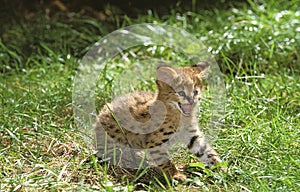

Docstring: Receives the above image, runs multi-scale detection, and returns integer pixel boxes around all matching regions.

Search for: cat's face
[156,63,209,116]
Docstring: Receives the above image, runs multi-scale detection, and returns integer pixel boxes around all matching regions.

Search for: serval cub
[94,62,223,181]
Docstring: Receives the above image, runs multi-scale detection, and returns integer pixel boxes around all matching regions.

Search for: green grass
[1,0,299,191]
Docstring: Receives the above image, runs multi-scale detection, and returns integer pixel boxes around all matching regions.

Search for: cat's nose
[186,96,194,104]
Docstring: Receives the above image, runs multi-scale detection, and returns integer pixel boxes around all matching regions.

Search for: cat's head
[156,62,210,116]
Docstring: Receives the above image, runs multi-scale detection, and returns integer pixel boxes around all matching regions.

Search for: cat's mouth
[178,103,193,116]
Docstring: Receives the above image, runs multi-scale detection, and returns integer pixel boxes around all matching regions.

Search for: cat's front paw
[209,155,227,172]
[172,171,187,182]
[210,154,222,164]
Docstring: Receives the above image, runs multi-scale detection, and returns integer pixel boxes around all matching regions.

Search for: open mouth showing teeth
[178,103,193,116]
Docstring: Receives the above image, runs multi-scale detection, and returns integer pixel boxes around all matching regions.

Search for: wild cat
[94,62,223,181]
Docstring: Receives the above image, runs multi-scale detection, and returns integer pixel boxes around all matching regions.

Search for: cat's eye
[193,90,198,96]
[178,91,186,97]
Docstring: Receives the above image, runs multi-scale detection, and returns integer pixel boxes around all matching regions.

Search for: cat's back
[96,91,157,147]
[98,91,156,131]
[100,91,156,119]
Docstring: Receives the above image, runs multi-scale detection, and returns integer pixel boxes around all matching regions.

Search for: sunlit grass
[1,0,299,191]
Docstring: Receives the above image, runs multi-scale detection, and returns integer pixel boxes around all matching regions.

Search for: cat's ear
[192,62,210,78]
[156,65,178,85]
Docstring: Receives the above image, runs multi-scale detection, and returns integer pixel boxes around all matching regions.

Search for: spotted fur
[94,62,222,181]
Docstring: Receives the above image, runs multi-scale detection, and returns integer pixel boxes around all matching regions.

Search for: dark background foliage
[1,0,246,71]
